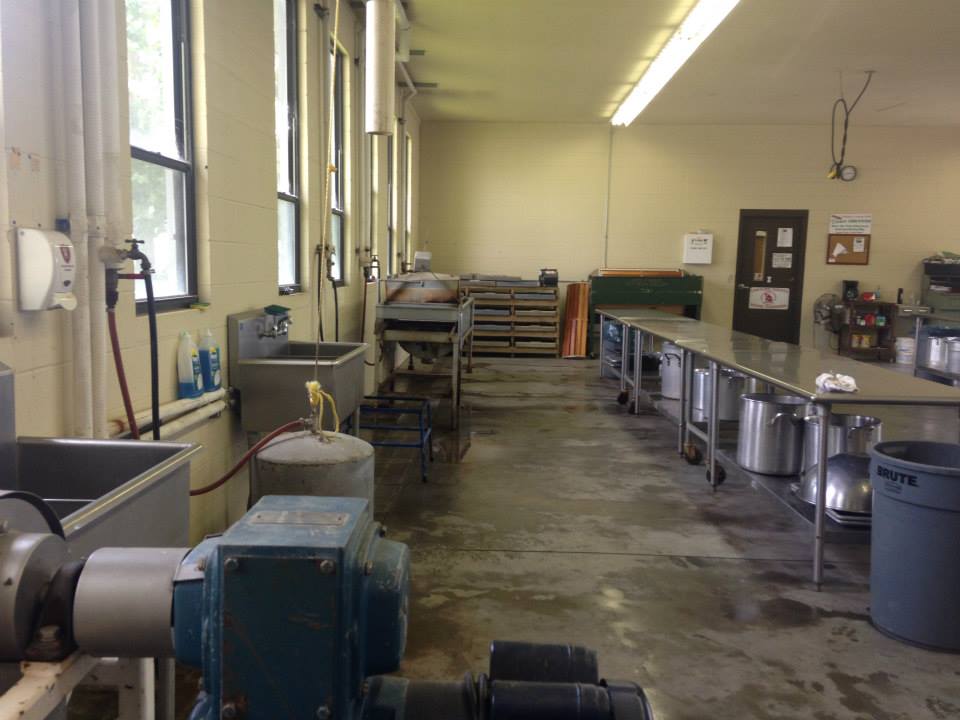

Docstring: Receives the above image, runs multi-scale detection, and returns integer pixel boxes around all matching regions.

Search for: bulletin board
[826,233,871,265]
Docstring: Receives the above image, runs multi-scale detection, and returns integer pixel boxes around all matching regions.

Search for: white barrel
[253,431,375,509]
[895,337,916,365]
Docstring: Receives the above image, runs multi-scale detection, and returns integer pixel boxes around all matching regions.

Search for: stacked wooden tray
[463,285,560,357]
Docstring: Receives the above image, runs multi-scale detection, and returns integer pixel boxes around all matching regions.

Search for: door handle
[737,284,750,290]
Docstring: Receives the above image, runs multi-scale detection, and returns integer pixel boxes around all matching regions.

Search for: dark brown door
[732,209,808,344]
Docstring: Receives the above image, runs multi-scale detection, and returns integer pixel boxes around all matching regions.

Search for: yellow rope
[305,380,341,436]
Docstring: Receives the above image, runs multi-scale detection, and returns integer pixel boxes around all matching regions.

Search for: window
[126,0,195,308]
[274,0,299,291]
[404,133,413,265]
[386,133,394,275]
[329,44,346,284]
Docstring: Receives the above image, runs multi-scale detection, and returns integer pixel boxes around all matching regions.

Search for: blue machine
[173,495,409,719]
[0,493,654,720]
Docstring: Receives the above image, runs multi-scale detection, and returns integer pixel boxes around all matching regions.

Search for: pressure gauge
[839,165,858,182]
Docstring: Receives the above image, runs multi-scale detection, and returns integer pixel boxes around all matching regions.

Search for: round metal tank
[253,431,375,509]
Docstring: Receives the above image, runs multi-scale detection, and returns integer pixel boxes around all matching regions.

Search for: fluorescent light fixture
[611,0,740,126]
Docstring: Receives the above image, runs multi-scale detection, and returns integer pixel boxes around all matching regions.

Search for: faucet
[259,314,292,338]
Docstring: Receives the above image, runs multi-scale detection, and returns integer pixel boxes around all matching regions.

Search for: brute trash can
[869,441,960,651]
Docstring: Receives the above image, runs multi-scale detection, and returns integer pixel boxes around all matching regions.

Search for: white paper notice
[682,233,714,264]
[829,213,872,234]
[852,236,866,253]
[771,253,793,269]
[777,228,793,248]
[748,287,790,310]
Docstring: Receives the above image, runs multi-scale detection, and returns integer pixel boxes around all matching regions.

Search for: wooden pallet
[464,285,560,357]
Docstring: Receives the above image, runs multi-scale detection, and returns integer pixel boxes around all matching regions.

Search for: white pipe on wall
[109,388,227,437]
[156,401,226,440]
[79,1,109,439]
[365,0,395,135]
[62,0,94,437]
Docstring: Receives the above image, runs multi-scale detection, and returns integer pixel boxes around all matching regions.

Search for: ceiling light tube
[611,0,740,126]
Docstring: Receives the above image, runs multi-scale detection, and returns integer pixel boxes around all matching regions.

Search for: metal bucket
[692,369,744,422]
[802,413,882,473]
[870,441,960,650]
[744,377,771,395]
[947,339,960,375]
[736,394,810,475]
[659,342,683,400]
[925,336,951,369]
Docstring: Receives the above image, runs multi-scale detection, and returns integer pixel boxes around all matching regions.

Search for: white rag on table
[816,372,858,393]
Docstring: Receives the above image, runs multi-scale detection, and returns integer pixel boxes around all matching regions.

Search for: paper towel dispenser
[16,228,77,311]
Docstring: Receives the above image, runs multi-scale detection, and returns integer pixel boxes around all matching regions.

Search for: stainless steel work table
[601,314,960,587]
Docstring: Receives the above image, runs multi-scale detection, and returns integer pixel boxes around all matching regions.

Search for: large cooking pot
[924,336,952,369]
[736,393,810,475]
[692,368,745,422]
[947,339,960,375]
[802,413,882,473]
[659,342,683,399]
[744,377,771,395]
[796,453,872,514]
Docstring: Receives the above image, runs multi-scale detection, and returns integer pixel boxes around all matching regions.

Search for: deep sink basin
[228,312,366,433]
[12,437,199,556]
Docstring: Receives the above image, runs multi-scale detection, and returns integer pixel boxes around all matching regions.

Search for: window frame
[130,0,197,313]
[276,0,301,294]
[404,132,413,266]
[329,42,346,286]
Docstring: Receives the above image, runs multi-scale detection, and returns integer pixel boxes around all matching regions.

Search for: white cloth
[816,372,858,393]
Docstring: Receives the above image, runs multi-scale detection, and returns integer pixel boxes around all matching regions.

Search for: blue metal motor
[173,495,409,719]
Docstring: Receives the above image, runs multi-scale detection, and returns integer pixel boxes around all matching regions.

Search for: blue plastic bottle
[198,328,222,392]
[177,331,204,399]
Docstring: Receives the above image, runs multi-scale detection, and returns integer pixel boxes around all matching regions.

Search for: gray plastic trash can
[869,441,960,651]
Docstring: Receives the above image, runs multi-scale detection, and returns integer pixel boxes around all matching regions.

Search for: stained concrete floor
[373,357,960,720]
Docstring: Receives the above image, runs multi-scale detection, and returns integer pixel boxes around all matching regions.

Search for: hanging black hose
[143,272,161,440]
[828,71,874,179]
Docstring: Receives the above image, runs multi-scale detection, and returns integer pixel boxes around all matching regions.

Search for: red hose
[108,309,140,440]
[189,420,305,497]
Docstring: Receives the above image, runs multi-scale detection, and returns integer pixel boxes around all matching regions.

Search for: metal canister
[692,368,745,422]
[802,414,882,473]
[947,338,960,375]
[736,394,810,475]
[659,343,683,400]
[925,336,950,369]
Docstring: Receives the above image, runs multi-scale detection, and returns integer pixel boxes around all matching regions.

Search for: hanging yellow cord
[314,0,342,382]
[306,380,341,436]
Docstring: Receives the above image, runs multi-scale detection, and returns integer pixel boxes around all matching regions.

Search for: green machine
[588,270,703,356]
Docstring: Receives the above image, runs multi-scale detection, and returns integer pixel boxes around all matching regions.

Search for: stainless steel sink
[14,438,199,557]
[228,311,366,433]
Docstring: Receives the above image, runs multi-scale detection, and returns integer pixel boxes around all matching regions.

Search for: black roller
[489,641,598,684]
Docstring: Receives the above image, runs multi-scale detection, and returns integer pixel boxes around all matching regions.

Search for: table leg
[619,323,629,393]
[351,409,360,437]
[813,403,831,589]
[682,350,693,451]
[451,340,461,429]
[708,360,720,491]
[632,329,643,414]
[599,316,606,377]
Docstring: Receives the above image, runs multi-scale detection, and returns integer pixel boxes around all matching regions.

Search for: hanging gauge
[839,165,858,182]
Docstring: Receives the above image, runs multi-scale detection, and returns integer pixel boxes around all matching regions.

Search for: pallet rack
[462,285,560,357]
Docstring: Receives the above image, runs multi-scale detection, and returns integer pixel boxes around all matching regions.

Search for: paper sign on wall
[682,233,714,264]
[748,287,790,310]
[829,213,872,234]
[771,252,793,269]
[777,228,793,248]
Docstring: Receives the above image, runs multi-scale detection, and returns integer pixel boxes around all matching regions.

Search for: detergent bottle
[177,331,203,399]
[198,328,222,392]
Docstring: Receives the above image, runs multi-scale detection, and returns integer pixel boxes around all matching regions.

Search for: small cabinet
[838,301,897,362]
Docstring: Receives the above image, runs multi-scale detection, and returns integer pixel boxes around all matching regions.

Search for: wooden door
[732,209,808,344]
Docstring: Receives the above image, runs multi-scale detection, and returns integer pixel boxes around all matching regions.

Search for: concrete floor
[375,357,960,720]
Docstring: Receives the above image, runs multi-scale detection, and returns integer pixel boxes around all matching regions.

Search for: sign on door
[748,287,790,310]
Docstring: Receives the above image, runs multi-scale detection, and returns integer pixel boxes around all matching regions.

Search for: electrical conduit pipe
[79,1,109,439]
[63,0,94,437]
[109,389,227,438]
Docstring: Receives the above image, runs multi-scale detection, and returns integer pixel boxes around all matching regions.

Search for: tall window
[386,133,394,275]
[274,0,299,291]
[329,45,346,283]
[404,133,413,265]
[126,0,195,307]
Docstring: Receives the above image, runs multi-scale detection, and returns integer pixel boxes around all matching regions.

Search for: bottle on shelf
[177,331,204,399]
[198,328,222,392]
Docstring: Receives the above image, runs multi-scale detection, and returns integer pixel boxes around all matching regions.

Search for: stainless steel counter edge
[17,439,203,538]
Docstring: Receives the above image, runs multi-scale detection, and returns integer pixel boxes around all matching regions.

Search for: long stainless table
[601,313,960,587]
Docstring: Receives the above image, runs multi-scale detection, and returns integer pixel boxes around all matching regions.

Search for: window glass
[132,159,188,299]
[278,199,297,287]
[127,0,180,158]
[275,0,299,289]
